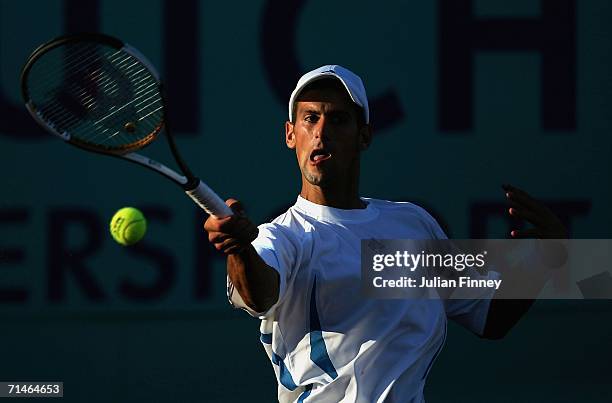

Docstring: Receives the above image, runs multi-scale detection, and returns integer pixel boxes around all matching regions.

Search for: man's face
[285,81,370,189]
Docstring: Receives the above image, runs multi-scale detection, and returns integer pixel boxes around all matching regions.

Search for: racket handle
[186,180,233,217]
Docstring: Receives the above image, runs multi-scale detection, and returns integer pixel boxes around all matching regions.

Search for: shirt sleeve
[417,205,497,336]
[227,222,302,318]
[443,276,497,336]
[412,204,448,240]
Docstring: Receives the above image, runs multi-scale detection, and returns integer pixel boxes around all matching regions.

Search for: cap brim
[289,72,362,122]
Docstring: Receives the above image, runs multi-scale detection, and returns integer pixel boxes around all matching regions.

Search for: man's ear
[358,125,373,151]
[285,121,296,149]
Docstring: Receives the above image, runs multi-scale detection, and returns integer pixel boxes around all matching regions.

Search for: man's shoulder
[365,198,447,239]
[365,197,432,216]
[264,198,435,224]
[259,205,314,238]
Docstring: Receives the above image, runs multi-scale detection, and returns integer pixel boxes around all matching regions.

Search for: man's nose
[313,116,330,141]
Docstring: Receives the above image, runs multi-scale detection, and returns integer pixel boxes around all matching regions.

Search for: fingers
[213,237,247,254]
[503,184,531,208]
[206,221,256,253]
[226,198,246,216]
[203,198,259,254]
[502,184,568,239]
[508,207,545,227]
[204,214,234,233]
[504,185,540,237]
[230,214,259,243]
[204,198,245,233]
[208,231,230,244]
[204,214,253,240]
[503,184,544,214]
[510,228,539,238]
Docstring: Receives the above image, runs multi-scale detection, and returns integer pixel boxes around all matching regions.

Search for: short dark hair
[291,78,366,126]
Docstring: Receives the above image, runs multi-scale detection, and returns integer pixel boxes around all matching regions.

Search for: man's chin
[303,171,327,187]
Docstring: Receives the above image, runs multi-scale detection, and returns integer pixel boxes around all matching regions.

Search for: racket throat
[182,176,201,191]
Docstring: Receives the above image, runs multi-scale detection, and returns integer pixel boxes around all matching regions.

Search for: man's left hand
[503,184,568,239]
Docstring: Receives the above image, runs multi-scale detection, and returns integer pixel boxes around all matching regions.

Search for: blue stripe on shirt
[272,352,298,391]
[260,332,272,344]
[309,277,338,379]
[298,384,313,402]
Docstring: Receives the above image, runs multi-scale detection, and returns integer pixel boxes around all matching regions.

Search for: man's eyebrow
[328,109,351,116]
[301,108,351,115]
[298,105,354,119]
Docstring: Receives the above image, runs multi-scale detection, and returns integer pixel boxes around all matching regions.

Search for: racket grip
[186,180,233,217]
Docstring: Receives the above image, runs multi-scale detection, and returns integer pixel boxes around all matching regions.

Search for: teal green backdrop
[1,1,610,401]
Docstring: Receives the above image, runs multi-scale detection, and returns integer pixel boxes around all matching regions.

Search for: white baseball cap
[288,65,370,124]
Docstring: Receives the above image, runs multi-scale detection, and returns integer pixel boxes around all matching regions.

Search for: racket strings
[29,46,139,136]
[25,41,164,153]
[39,51,146,127]
[88,79,160,143]
[40,62,156,136]
[27,45,109,88]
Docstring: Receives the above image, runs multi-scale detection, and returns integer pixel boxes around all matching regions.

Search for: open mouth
[310,148,331,164]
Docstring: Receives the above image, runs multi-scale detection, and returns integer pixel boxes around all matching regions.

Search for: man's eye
[304,115,318,123]
[330,115,347,124]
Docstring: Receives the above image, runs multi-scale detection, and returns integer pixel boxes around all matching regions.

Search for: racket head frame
[20,33,232,217]
[20,32,165,155]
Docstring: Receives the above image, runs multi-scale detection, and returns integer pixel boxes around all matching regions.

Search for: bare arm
[481,184,567,339]
[204,199,280,313]
[227,246,280,313]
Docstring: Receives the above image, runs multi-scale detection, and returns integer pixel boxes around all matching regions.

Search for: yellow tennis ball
[110,207,147,246]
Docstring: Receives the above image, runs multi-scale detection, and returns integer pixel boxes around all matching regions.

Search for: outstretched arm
[482,184,567,339]
[204,199,280,313]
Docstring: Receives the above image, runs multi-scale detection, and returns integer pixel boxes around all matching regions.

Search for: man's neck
[299,183,366,209]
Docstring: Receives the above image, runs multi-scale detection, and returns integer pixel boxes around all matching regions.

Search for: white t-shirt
[228,196,493,403]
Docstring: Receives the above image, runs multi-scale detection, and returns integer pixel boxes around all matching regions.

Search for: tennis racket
[20,33,232,218]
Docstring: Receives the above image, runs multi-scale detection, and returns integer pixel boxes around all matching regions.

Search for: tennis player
[204,65,566,402]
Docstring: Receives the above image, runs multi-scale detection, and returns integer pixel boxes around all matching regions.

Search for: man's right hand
[204,198,259,255]
[204,198,279,313]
